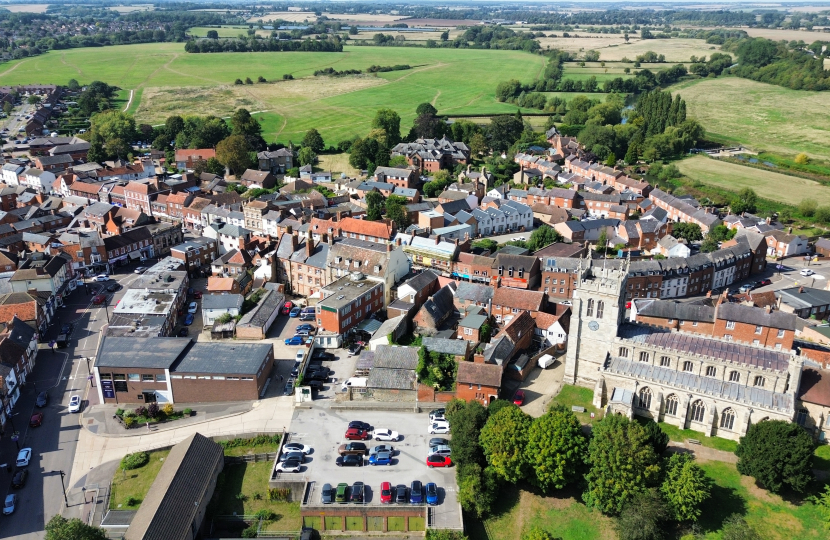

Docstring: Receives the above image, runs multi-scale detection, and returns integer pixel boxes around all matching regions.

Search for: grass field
[671,77,830,161]
[109,450,170,510]
[592,38,721,62]
[676,155,830,207]
[189,26,272,38]
[0,42,545,144]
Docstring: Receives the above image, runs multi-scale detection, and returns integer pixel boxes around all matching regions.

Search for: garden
[109,450,170,510]
[114,403,193,429]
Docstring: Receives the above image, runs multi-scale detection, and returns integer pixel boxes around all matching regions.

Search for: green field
[0,42,546,144]
[676,155,830,207]
[671,77,830,162]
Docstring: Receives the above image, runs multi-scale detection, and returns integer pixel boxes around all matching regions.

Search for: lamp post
[52,470,68,506]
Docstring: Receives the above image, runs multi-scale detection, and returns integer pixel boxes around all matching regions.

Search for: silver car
[3,494,16,515]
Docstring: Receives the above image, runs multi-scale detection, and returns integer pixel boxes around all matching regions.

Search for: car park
[429,421,450,434]
[513,390,525,406]
[35,391,48,407]
[11,470,27,488]
[426,482,438,505]
[410,481,423,504]
[279,451,305,463]
[369,452,392,466]
[68,395,81,413]
[321,483,334,504]
[336,454,363,467]
[289,307,302,317]
[350,482,365,503]
[15,448,31,467]
[373,429,399,441]
[338,442,367,456]
[184,313,195,326]
[395,484,407,504]
[94,274,110,281]
[335,483,349,502]
[3,494,16,515]
[427,455,452,468]
[283,443,311,454]
[29,412,43,427]
[285,336,305,346]
[380,482,393,504]
[276,459,302,473]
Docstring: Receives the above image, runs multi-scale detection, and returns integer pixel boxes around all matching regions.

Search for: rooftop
[173,342,272,375]
[319,273,383,311]
[95,336,190,369]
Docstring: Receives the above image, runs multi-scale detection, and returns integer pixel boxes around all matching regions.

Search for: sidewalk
[68,395,295,489]
[80,401,255,436]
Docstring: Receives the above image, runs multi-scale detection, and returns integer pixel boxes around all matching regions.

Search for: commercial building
[316,273,384,346]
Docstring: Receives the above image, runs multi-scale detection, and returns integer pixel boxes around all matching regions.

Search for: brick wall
[456,383,499,406]
[711,319,793,349]
[98,368,167,404]
[171,376,261,403]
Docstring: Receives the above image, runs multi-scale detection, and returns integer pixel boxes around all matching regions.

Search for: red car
[625,301,632,309]
[513,390,525,406]
[427,455,453,468]
[344,428,371,441]
[29,412,43,427]
[380,481,392,504]
[281,301,294,315]
[193,291,203,299]
[92,294,106,305]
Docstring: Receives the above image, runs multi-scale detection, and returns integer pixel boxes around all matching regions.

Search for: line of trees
[184,36,343,53]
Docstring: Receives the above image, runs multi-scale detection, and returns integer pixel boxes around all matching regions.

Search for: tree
[615,489,668,540]
[67,78,80,91]
[349,137,379,170]
[527,225,563,251]
[207,29,219,39]
[808,484,830,530]
[89,110,136,145]
[365,191,385,221]
[470,133,488,156]
[372,108,402,147]
[735,419,814,493]
[416,103,438,117]
[720,514,762,540]
[27,95,41,105]
[389,155,409,168]
[604,152,616,167]
[426,531,468,540]
[480,405,532,482]
[487,115,524,152]
[413,113,445,140]
[642,420,669,455]
[583,414,660,515]
[385,194,410,229]
[596,228,608,252]
[672,222,703,243]
[446,398,488,466]
[87,132,106,164]
[302,128,325,153]
[456,462,499,518]
[231,108,265,150]
[731,188,758,215]
[2,101,11,115]
[216,135,254,175]
[524,405,587,491]
[45,515,107,540]
[298,147,317,166]
[472,239,498,252]
[205,157,226,176]
[798,198,818,217]
[105,138,130,160]
[660,453,711,522]
[700,235,719,253]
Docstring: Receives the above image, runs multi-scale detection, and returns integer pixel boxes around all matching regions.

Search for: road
[0,265,142,539]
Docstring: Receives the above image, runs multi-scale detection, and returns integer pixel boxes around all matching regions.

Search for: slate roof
[422,337,468,356]
[173,342,271,375]
[459,312,487,329]
[420,285,456,325]
[95,336,190,369]
[202,294,244,310]
[457,361,502,388]
[237,289,284,329]
[124,433,224,540]
[778,287,830,310]
[372,345,419,369]
[400,269,439,294]
[454,281,494,304]
[366,367,416,390]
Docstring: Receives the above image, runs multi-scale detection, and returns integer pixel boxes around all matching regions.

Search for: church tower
[564,258,629,387]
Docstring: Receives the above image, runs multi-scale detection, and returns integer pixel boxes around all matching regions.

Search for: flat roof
[173,342,272,375]
[95,336,189,369]
[320,274,382,311]
[114,289,177,316]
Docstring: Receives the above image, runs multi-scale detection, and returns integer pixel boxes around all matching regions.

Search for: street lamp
[51,470,69,506]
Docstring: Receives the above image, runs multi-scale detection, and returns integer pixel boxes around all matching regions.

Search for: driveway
[500,357,566,418]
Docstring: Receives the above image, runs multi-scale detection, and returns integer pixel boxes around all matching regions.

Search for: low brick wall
[418,384,456,403]
[301,504,426,534]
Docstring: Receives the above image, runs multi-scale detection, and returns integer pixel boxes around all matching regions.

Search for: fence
[210,515,300,539]
[224,452,277,464]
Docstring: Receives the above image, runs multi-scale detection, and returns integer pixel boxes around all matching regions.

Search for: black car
[35,391,48,408]
[395,484,408,503]
[350,481,365,503]
[107,283,122,292]
[177,327,189,337]
[312,351,335,361]
[279,451,305,463]
[11,469,27,488]
[308,380,324,391]
[321,483,334,504]
[336,455,364,467]
[60,323,73,334]
[55,334,69,348]
[348,420,371,431]
[291,362,300,378]
[306,370,329,382]
[348,343,363,356]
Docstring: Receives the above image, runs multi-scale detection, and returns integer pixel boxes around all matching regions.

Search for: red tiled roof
[338,217,393,239]
[175,149,216,162]
[532,311,561,330]
[456,361,503,388]
[71,182,102,194]
[798,368,830,407]
[500,311,536,343]
[493,287,545,311]
[207,277,236,291]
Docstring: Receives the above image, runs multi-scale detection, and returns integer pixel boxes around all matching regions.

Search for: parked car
[94,274,110,282]
[284,335,305,346]
[299,312,315,321]
[3,494,16,515]
[429,445,451,457]
[335,455,363,467]
[276,459,302,473]
[68,395,81,413]
[335,483,349,503]
[426,482,438,505]
[283,443,311,454]
[513,390,525,406]
[29,412,43,427]
[380,481,393,504]
[290,361,300,378]
[281,301,294,315]
[410,481,423,504]
[184,313,195,326]
[338,442,367,456]
[295,328,312,336]
[348,421,371,431]
[801,268,814,277]
[107,283,122,292]
[15,448,31,467]
[350,481,365,503]
[11,470,27,488]
[373,428,399,441]
[758,278,772,286]
[177,327,189,337]
[348,343,363,356]
[427,455,453,468]
[370,444,394,456]
[193,291,203,299]
[187,301,198,314]
[311,350,334,361]
[279,451,305,463]
[345,428,372,441]
[739,284,753,293]
[296,323,315,332]
[289,307,302,317]
[429,438,449,447]
[395,484,408,504]
[429,421,450,434]
[92,294,106,305]
[321,483,334,504]
[283,381,294,396]
[429,409,445,422]
[134,266,147,274]
[369,452,392,466]
[35,391,48,407]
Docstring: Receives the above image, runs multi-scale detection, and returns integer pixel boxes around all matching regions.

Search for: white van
[341,377,367,392]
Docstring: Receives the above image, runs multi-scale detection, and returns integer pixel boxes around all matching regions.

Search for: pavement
[79,401,255,436]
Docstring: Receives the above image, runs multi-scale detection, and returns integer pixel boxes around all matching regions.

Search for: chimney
[291,232,298,252]
[322,232,328,244]
[473,353,485,363]
[334,212,340,222]
[386,242,392,253]
[327,233,333,246]
[434,236,440,245]
[396,237,402,246]
[706,290,712,298]
[306,237,313,258]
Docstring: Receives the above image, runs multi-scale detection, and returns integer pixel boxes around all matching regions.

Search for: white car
[275,460,302,473]
[95,274,110,282]
[187,301,198,314]
[370,444,394,456]
[15,448,31,467]
[282,442,311,454]
[295,350,305,362]
[68,395,81,413]
[800,268,814,277]
[373,429,400,442]
[429,421,450,434]
[134,266,147,274]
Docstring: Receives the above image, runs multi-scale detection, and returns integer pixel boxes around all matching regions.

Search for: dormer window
[508,267,514,277]
[498,266,503,276]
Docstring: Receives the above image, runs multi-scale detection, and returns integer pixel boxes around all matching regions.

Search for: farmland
[0,42,545,145]
[676,155,830,207]
[671,77,830,162]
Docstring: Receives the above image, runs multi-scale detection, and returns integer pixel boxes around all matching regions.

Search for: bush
[162,403,174,416]
[242,526,258,538]
[235,493,248,501]
[125,496,140,506]
[815,206,830,223]
[254,509,277,520]
[183,408,192,416]
[134,406,147,417]
[121,451,150,470]
[147,403,159,419]
[115,408,125,416]
[269,487,290,501]
[123,416,135,428]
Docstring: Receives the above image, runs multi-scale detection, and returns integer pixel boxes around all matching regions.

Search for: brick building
[456,361,503,406]
[317,274,384,336]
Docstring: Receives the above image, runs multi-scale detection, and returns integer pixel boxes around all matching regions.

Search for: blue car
[368,451,392,466]
[296,324,315,332]
[409,480,423,504]
[284,335,305,346]
[425,482,438,505]
[289,307,302,318]
[183,313,194,326]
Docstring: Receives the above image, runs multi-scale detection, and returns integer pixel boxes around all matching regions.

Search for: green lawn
[222,442,281,458]
[0,42,546,145]
[109,450,170,510]
[550,384,604,425]
[211,461,301,530]
[653,420,739,453]
[814,444,830,472]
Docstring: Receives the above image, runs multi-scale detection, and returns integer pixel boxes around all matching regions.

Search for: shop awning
[129,252,141,260]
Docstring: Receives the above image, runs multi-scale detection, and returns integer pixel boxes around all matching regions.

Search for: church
[564,258,800,441]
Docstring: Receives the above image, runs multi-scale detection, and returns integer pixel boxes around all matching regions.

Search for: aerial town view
[1,1,830,539]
